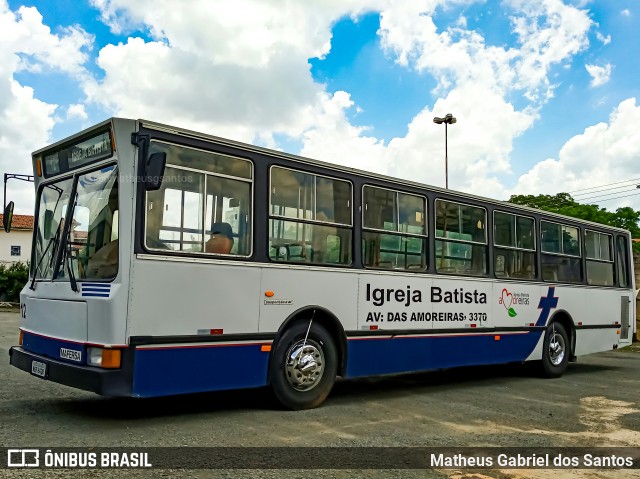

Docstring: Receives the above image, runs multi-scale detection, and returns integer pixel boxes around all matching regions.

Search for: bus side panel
[574,329,620,356]
[132,343,269,397]
[20,293,88,343]
[554,287,625,355]
[128,258,261,337]
[345,332,543,378]
[258,268,359,332]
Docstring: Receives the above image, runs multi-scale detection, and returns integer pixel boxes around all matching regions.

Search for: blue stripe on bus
[21,331,545,396]
[81,293,111,297]
[132,344,270,397]
[81,286,111,291]
[130,332,544,397]
[345,332,544,378]
[22,332,87,365]
[81,283,111,288]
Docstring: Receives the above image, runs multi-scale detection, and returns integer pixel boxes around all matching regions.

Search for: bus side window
[616,236,630,287]
[269,166,352,266]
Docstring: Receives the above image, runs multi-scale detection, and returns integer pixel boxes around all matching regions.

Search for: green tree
[0,262,29,303]
[508,193,640,251]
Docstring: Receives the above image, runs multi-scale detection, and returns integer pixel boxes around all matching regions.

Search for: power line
[577,188,640,202]
[584,191,640,203]
[567,177,640,194]
[573,182,640,198]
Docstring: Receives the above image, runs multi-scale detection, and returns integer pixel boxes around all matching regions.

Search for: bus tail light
[18,330,23,346]
[87,347,122,369]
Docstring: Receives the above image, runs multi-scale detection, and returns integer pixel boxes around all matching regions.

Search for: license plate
[31,360,47,378]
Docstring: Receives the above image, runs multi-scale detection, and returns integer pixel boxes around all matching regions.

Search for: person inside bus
[205,222,234,254]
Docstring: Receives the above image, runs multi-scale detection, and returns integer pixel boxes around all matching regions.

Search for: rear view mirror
[145,152,167,191]
[3,201,14,233]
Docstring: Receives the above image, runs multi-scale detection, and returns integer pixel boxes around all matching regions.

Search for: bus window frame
[142,140,255,259]
[492,210,537,281]
[539,219,583,284]
[434,198,488,246]
[615,235,631,288]
[540,220,582,258]
[269,165,354,227]
[268,164,354,267]
[31,160,120,283]
[434,198,488,277]
[584,229,615,287]
[361,183,428,272]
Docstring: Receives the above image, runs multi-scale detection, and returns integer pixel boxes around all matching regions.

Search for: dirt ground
[0,310,638,478]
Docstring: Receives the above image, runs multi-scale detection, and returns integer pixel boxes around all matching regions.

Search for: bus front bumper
[9,346,132,397]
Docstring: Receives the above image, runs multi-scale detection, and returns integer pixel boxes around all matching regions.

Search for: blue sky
[2,0,640,214]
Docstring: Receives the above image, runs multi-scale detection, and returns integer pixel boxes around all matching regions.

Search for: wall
[0,230,32,264]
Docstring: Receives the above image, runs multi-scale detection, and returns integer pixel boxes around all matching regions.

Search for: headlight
[87,347,121,369]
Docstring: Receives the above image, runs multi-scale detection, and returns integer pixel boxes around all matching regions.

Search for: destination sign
[43,130,113,177]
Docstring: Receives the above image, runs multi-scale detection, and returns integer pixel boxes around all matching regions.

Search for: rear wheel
[269,321,337,410]
[539,322,569,378]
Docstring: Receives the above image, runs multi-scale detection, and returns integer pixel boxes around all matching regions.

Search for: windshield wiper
[29,225,60,290]
[29,184,65,290]
[52,176,78,286]
[61,216,79,292]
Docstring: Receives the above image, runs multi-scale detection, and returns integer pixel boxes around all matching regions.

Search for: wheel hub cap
[549,332,565,366]
[285,339,325,391]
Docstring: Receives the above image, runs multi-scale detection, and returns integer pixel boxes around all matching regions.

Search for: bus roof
[32,117,632,235]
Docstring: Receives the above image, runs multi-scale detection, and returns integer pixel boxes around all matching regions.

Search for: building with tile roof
[0,214,34,264]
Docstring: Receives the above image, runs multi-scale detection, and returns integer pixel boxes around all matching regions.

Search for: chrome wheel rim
[549,331,565,366]
[285,339,325,391]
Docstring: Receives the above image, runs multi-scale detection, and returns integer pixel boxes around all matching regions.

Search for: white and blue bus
[6,118,636,409]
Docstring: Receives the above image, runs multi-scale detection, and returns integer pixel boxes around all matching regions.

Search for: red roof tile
[0,214,34,230]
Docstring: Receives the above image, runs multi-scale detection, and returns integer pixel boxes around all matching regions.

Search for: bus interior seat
[542,265,558,282]
[406,263,425,270]
[205,222,234,254]
[288,244,313,262]
[438,266,457,273]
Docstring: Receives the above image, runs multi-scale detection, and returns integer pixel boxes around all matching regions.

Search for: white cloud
[301,0,584,193]
[84,0,392,142]
[512,98,640,209]
[378,0,591,103]
[0,1,93,214]
[78,0,613,209]
[66,103,88,120]
[585,63,612,87]
[300,83,534,197]
[12,0,618,216]
[621,9,631,17]
[596,31,611,45]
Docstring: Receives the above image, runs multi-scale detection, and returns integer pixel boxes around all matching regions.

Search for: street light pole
[3,173,34,211]
[433,113,457,189]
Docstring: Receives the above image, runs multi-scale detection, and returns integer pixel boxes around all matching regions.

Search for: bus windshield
[33,165,119,281]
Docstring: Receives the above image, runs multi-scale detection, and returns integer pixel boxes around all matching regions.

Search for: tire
[539,322,570,378]
[269,321,337,410]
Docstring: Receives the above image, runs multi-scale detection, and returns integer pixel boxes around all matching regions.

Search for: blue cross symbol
[536,287,558,326]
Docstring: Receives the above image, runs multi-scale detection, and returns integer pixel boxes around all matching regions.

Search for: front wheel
[269,321,337,410]
[538,322,570,378]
